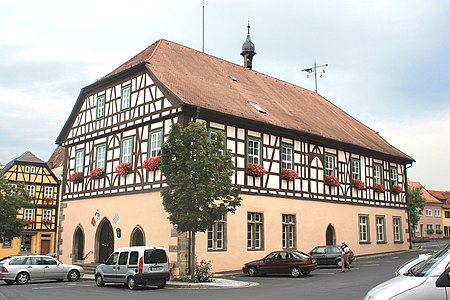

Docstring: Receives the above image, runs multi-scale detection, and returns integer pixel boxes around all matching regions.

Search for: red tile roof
[47,146,65,169]
[409,182,444,204]
[62,39,414,162]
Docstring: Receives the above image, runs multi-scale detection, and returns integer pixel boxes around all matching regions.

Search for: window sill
[359,241,371,245]
[377,241,388,244]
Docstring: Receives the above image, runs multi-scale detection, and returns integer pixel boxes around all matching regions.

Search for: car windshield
[410,244,450,277]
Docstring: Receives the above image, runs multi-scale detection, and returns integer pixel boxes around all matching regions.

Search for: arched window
[72,225,85,261]
[130,226,145,246]
[326,224,336,245]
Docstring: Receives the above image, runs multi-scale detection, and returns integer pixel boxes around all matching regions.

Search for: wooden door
[40,240,51,254]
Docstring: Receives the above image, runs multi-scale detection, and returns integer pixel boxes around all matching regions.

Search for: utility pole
[301,60,328,93]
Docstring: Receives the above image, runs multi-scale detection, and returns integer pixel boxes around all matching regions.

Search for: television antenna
[301,60,328,93]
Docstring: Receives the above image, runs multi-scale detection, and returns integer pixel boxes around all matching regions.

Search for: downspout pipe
[405,163,413,249]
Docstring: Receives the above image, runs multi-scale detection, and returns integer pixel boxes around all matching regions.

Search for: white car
[0,255,84,285]
[395,253,431,276]
[364,244,450,300]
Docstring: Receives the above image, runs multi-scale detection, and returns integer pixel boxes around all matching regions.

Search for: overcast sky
[0,0,448,190]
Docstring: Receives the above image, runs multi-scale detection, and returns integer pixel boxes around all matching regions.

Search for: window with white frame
[2,238,11,248]
[351,158,360,180]
[248,212,263,250]
[26,185,36,197]
[390,167,398,186]
[393,217,402,242]
[25,166,36,173]
[324,153,336,176]
[43,209,52,221]
[121,137,134,164]
[75,150,84,173]
[436,224,442,233]
[247,138,261,165]
[24,208,34,221]
[373,164,382,185]
[359,215,369,242]
[44,186,53,198]
[427,224,434,232]
[207,215,226,250]
[282,214,296,249]
[121,84,131,110]
[95,144,106,168]
[97,94,105,119]
[209,128,225,155]
[376,216,386,242]
[281,145,294,170]
[435,210,441,217]
[149,129,163,157]
[425,209,432,217]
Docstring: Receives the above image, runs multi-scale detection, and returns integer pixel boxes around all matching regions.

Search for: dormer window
[248,101,266,114]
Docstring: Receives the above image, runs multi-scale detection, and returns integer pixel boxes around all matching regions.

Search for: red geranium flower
[325,175,340,186]
[246,163,266,177]
[281,168,299,180]
[115,162,132,176]
[90,167,105,179]
[69,172,83,183]
[143,156,161,171]
[392,185,403,194]
[374,183,386,192]
[352,178,366,190]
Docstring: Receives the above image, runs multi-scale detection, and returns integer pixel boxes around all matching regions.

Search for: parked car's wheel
[247,267,258,277]
[95,274,105,287]
[15,272,30,284]
[290,266,301,278]
[4,279,15,285]
[157,280,166,289]
[336,260,342,268]
[127,276,137,290]
[67,269,80,282]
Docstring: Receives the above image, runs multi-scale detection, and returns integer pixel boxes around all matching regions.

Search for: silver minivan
[95,246,170,290]
[364,243,450,299]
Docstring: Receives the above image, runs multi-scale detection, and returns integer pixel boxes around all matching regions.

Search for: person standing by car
[340,241,351,272]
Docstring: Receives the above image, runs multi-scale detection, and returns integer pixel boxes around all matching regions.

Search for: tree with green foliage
[160,122,241,278]
[0,173,33,242]
[408,185,426,236]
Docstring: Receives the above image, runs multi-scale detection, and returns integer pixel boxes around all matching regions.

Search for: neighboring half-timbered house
[56,33,414,273]
[1,151,60,257]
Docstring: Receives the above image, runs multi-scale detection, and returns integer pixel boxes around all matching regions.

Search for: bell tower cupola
[241,21,256,70]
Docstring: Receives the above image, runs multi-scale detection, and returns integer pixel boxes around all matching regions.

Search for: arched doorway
[130,226,145,246]
[96,218,114,263]
[72,226,85,262]
[326,224,336,245]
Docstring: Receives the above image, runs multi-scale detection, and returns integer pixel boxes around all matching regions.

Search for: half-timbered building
[56,32,414,273]
[1,151,60,257]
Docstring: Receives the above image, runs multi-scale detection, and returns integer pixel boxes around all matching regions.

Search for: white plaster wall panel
[237,128,245,140]
[247,130,260,138]
[227,126,235,138]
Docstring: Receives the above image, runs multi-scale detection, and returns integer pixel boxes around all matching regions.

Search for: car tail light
[1,266,8,273]
[138,257,143,274]
[306,258,311,264]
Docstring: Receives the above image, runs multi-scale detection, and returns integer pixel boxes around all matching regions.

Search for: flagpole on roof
[202,0,205,53]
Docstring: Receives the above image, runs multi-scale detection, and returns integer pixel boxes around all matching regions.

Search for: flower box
[69,172,84,183]
[43,219,52,224]
[426,229,435,234]
[392,185,403,194]
[115,162,132,176]
[352,178,366,190]
[436,229,443,234]
[281,168,299,180]
[26,219,35,223]
[325,175,340,186]
[246,163,266,177]
[43,196,55,202]
[143,156,161,171]
[374,183,386,192]
[90,167,106,179]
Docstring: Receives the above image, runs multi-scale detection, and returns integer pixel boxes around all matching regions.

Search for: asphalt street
[0,241,447,300]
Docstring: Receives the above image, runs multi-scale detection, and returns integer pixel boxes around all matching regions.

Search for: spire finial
[241,21,256,70]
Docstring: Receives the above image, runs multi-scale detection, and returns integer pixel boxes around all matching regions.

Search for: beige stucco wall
[59,192,409,272]
[196,194,409,272]
[59,192,178,265]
